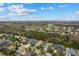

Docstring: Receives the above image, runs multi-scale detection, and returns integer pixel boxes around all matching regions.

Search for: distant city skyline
[0,3,79,21]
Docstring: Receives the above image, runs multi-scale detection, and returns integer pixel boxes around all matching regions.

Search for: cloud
[7,4,23,11]
[41,7,45,10]
[59,12,79,21]
[28,15,41,19]
[0,4,37,20]
[41,6,54,10]
[7,4,36,16]
[58,5,68,8]
[69,11,79,18]
[76,11,79,14]
[0,3,4,6]
[0,6,4,12]
[49,6,54,10]
[0,15,5,18]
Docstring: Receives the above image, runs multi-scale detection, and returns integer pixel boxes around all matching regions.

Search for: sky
[0,3,79,21]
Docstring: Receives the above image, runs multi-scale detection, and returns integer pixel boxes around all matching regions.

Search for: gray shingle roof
[54,44,65,51]
[66,48,78,56]
[0,40,10,49]
[28,39,38,45]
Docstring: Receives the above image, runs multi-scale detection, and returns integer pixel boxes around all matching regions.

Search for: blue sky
[0,3,79,21]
